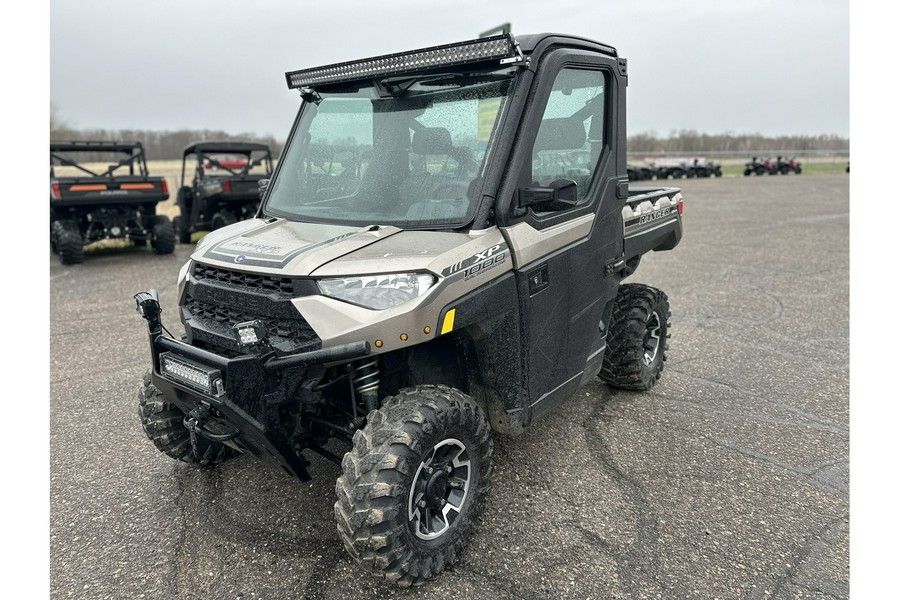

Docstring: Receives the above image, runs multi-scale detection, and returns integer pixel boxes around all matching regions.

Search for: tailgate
[622,186,683,258]
[51,176,169,207]
[223,175,266,200]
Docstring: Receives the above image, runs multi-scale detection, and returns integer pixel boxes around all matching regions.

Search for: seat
[397,127,473,220]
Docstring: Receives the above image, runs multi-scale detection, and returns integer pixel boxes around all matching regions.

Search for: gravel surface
[50,174,849,599]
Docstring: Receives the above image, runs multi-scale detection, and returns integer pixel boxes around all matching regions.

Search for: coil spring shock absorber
[350,358,380,413]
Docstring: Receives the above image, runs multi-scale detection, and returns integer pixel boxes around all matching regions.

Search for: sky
[49,0,849,139]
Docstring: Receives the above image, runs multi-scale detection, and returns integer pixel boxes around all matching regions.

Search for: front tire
[335,385,493,587]
[600,283,671,390]
[137,371,237,465]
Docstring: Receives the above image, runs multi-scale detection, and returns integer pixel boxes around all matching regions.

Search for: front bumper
[136,290,369,480]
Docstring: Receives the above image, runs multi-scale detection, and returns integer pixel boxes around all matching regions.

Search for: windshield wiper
[379,72,512,95]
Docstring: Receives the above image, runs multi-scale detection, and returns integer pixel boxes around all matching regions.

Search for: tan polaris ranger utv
[134,32,683,586]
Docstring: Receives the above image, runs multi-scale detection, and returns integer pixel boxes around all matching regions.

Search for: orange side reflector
[69,184,107,191]
[120,183,155,190]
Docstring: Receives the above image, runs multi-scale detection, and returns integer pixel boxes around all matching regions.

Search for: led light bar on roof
[285,34,519,89]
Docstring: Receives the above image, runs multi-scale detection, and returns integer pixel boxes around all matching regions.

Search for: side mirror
[516,179,578,213]
[258,178,270,200]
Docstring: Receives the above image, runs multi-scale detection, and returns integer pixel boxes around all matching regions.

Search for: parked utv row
[49,140,275,265]
[628,158,722,181]
[743,156,802,176]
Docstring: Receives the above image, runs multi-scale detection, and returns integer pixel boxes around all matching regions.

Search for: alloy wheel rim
[643,311,661,366]
[408,438,471,541]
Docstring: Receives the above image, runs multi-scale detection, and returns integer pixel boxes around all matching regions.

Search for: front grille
[186,295,316,339]
[193,264,294,298]
[183,263,321,355]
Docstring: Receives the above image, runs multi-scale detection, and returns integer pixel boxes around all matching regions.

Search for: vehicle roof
[50,141,144,153]
[183,141,271,155]
[515,33,618,58]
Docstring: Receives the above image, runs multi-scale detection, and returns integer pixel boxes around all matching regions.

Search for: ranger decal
[635,207,672,225]
[204,232,355,268]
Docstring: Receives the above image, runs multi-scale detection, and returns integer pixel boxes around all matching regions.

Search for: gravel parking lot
[49,174,849,599]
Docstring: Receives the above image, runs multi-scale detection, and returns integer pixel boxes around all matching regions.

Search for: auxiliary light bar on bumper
[134,289,370,480]
[285,33,521,89]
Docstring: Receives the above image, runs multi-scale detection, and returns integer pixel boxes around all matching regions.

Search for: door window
[530,68,606,207]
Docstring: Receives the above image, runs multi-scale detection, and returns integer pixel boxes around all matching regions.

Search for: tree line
[50,120,284,162]
[50,114,847,161]
[628,130,849,154]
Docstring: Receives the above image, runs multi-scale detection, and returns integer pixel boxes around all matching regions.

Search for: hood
[192,218,403,276]
[310,229,507,279]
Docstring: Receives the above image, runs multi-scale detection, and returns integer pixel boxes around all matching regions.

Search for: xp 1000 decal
[442,243,509,281]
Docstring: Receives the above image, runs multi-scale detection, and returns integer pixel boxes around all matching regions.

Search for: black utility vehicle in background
[173,142,274,243]
[50,141,174,265]
[744,156,774,176]
[134,32,683,587]
[688,158,722,178]
[773,156,802,175]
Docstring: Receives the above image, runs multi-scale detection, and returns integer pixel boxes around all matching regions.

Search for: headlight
[317,273,435,310]
[178,259,192,283]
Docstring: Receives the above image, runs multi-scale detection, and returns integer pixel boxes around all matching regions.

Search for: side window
[530,68,606,206]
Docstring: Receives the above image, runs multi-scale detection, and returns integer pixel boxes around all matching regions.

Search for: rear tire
[137,371,237,465]
[173,215,192,244]
[335,385,493,587]
[53,220,84,265]
[600,283,670,391]
[151,216,176,255]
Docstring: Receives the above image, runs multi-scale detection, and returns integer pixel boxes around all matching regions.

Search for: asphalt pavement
[50,174,849,599]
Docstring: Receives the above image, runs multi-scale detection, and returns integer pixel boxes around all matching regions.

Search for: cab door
[498,49,626,422]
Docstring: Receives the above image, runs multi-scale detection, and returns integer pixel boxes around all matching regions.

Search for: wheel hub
[425,471,450,505]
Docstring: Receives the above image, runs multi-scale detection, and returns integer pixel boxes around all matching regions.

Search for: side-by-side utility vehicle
[50,141,174,264]
[134,33,683,586]
[173,141,274,243]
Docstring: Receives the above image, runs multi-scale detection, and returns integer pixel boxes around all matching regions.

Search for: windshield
[264,75,513,229]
